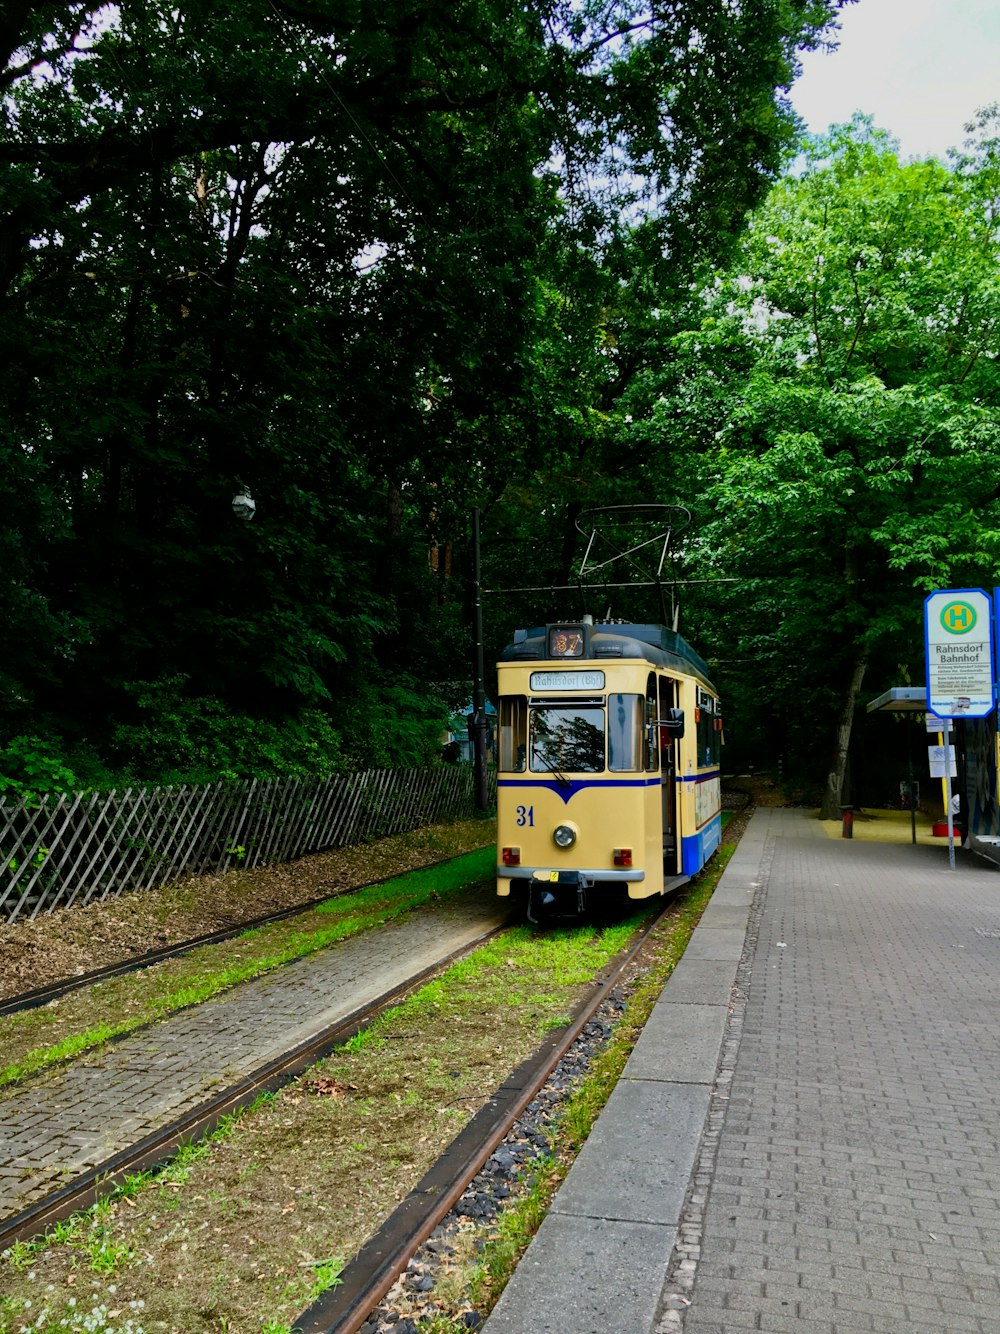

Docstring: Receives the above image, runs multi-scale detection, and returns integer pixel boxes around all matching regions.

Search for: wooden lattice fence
[0,765,494,923]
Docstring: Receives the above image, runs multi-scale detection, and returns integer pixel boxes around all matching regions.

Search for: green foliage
[336,678,453,771]
[711,117,1000,605]
[0,675,454,790]
[0,0,840,783]
[106,677,345,783]
[0,734,80,797]
[639,114,1000,787]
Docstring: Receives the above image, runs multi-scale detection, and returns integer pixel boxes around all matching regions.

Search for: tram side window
[498,696,527,772]
[645,675,658,771]
[696,699,721,767]
[698,708,708,767]
[608,694,643,772]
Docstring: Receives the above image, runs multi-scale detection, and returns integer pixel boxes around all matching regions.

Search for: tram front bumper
[498,867,645,921]
[496,866,645,885]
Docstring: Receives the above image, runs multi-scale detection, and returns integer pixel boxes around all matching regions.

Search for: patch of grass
[1,1093,277,1284]
[2,1238,39,1273]
[468,1156,562,1309]
[456,846,736,1316]
[314,847,495,917]
[302,1256,343,1304]
[0,1023,119,1086]
[84,1226,135,1276]
[0,839,743,1334]
[0,901,659,1333]
[0,851,496,1090]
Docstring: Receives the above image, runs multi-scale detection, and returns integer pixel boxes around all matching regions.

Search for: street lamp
[232,488,256,521]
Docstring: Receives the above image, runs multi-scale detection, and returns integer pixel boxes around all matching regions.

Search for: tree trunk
[819,646,869,820]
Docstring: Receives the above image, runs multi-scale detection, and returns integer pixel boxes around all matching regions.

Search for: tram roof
[499,622,716,692]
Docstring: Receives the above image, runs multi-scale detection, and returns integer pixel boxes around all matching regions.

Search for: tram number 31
[516,805,535,827]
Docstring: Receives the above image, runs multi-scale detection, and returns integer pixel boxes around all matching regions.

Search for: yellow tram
[495,616,722,920]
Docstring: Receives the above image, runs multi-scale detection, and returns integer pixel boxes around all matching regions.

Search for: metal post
[470,508,490,813]
[943,718,956,871]
[908,721,916,846]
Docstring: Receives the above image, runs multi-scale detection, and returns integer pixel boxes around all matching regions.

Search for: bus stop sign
[924,588,995,719]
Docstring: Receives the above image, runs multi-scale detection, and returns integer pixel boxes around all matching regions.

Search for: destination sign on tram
[529,670,606,691]
[924,588,995,718]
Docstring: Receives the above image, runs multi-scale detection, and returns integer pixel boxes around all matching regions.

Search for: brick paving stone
[655,808,1000,1334]
[0,887,504,1220]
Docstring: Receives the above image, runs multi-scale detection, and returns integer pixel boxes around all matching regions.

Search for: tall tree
[0,0,842,778]
[631,117,1000,807]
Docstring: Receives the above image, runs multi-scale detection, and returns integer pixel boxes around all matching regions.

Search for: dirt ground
[0,781,768,1003]
[723,773,794,808]
[0,799,753,1333]
[0,817,495,1000]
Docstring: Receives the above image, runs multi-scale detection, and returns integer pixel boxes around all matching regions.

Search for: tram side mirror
[662,708,685,739]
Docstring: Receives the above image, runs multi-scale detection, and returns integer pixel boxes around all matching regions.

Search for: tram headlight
[553,823,577,849]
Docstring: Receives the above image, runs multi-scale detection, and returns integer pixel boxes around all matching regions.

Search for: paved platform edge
[483,814,775,1334]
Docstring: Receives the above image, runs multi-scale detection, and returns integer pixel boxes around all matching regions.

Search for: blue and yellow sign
[925,589,994,719]
[939,601,977,635]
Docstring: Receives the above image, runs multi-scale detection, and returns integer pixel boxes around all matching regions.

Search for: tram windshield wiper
[531,747,571,788]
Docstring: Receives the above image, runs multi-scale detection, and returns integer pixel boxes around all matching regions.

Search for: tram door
[659,677,679,874]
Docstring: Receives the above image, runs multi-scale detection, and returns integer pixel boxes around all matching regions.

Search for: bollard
[841,806,854,839]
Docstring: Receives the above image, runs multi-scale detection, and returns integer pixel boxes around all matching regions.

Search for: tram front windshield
[530,705,604,773]
[498,695,645,773]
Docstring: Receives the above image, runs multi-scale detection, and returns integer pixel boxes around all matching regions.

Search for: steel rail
[293,901,672,1334]
[0,923,507,1253]
[0,852,490,1017]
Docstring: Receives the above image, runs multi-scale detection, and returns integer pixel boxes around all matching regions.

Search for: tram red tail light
[502,846,521,866]
[613,847,632,868]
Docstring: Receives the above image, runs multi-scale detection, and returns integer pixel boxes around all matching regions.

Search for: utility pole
[469,507,490,812]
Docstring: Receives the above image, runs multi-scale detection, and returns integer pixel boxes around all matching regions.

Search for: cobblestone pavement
[668,807,1000,1334]
[0,886,505,1219]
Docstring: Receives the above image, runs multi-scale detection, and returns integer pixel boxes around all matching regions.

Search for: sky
[789,0,1000,162]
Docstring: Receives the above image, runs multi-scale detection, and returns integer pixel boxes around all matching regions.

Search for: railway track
[297,802,754,1332]
[289,901,670,1334]
[1,815,747,1330]
[0,921,507,1254]
[1,897,669,1331]
[2,805,750,1019]
[0,853,481,1018]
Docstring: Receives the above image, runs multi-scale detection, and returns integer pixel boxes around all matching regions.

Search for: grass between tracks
[461,845,735,1320]
[0,848,497,1091]
[0,841,737,1334]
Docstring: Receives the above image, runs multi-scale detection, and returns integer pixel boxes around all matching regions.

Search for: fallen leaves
[304,1076,357,1099]
[0,817,493,1001]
